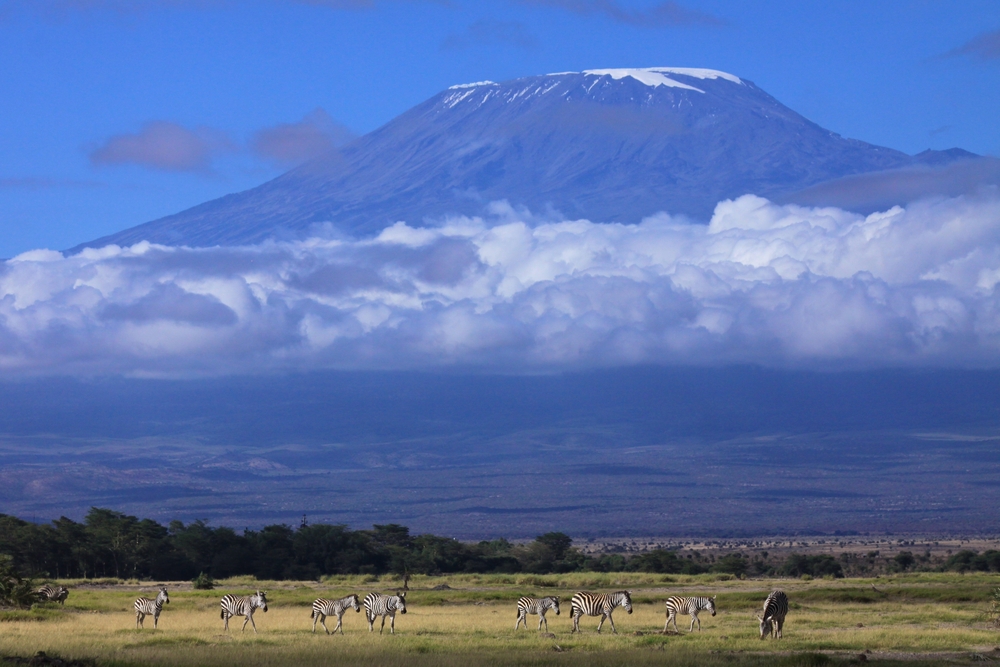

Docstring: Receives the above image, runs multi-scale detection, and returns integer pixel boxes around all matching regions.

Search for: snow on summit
[580,67,741,91]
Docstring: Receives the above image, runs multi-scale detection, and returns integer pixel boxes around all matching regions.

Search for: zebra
[311,594,361,634]
[362,591,407,634]
[664,595,717,633]
[515,595,560,631]
[36,585,69,605]
[757,590,789,639]
[134,587,169,629]
[569,590,632,634]
[220,590,268,633]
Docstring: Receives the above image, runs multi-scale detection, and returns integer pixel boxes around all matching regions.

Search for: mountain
[75,67,976,251]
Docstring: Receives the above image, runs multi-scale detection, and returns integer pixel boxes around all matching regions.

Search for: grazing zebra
[311,594,361,634]
[515,595,560,631]
[220,591,268,633]
[664,595,717,633]
[570,591,632,634]
[134,587,169,629]
[37,585,69,605]
[362,591,407,634]
[757,590,789,639]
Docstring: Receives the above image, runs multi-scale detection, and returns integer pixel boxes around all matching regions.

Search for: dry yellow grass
[2,573,999,666]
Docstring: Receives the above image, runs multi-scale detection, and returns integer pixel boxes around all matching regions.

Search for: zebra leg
[243,611,257,634]
[515,612,523,630]
[136,611,142,629]
[607,612,618,635]
[690,612,699,632]
[670,612,680,633]
[153,610,159,629]
[367,613,375,632]
[333,613,343,635]
[596,613,606,633]
[776,618,783,639]
[389,611,396,634]
[320,613,330,634]
[571,612,580,633]
[223,613,230,631]
[379,614,387,635]
[539,612,547,632]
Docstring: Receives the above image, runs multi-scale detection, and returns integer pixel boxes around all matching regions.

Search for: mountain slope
[77,68,942,250]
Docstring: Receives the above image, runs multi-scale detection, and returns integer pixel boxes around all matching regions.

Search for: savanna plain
[3,572,1000,667]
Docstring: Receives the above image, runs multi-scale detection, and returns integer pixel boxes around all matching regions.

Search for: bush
[987,587,1000,629]
[0,555,37,608]
[192,572,214,590]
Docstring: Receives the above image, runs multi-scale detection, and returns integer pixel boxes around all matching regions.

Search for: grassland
[2,572,999,666]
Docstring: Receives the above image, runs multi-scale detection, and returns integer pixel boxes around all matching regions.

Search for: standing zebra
[311,594,361,634]
[37,585,69,605]
[362,591,407,634]
[664,595,716,633]
[570,591,632,634]
[134,587,169,629]
[220,591,268,633]
[515,595,560,631]
[757,590,789,639]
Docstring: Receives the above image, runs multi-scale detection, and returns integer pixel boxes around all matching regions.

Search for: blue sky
[0,0,997,258]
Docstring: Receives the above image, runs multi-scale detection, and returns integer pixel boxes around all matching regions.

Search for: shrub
[987,587,1000,629]
[0,555,37,608]
[192,572,215,590]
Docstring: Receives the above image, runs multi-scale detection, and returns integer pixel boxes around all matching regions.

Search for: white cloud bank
[3,192,1000,376]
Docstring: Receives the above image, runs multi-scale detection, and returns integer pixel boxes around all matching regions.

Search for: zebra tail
[220,608,225,619]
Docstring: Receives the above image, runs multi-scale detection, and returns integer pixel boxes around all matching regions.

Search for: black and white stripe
[134,587,169,629]
[362,591,407,634]
[570,590,632,634]
[757,590,789,639]
[220,590,268,633]
[37,585,68,605]
[664,595,717,633]
[515,595,560,631]
[311,594,361,634]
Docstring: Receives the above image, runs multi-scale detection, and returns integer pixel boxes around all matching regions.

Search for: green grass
[2,573,999,666]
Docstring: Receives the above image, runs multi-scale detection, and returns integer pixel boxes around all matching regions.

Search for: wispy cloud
[943,28,1000,60]
[250,108,356,165]
[441,19,537,50]
[88,121,235,173]
[4,193,1000,376]
[518,0,725,27]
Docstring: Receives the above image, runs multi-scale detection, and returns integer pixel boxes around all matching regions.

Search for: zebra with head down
[515,595,560,631]
[37,585,69,605]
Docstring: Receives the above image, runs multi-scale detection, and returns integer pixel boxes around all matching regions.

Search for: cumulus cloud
[441,19,537,50]
[945,28,1000,60]
[518,0,725,27]
[250,109,356,165]
[3,193,1000,376]
[89,121,235,173]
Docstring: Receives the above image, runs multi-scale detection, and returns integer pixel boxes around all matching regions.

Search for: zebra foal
[664,595,716,633]
[362,591,406,634]
[134,587,169,629]
[570,590,632,634]
[311,594,361,634]
[221,590,268,633]
[37,585,69,605]
[515,595,560,631]
[757,590,789,639]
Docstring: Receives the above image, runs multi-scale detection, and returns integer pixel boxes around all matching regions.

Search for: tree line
[2,509,999,585]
